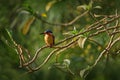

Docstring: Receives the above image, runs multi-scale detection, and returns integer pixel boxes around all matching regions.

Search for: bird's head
[44,30,53,34]
[40,30,53,35]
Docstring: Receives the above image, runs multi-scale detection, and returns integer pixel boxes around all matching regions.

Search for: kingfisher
[40,30,55,47]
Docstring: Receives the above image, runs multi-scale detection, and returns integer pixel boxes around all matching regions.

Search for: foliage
[0,0,120,80]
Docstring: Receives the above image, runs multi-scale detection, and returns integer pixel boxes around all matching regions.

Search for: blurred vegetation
[0,0,120,80]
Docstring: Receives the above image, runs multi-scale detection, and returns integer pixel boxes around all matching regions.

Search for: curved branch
[56,15,120,46]
[92,35,120,67]
[34,11,89,26]
[23,45,48,66]
[28,38,78,72]
[30,49,60,71]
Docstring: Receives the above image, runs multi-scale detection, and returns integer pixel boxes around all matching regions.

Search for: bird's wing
[53,35,55,45]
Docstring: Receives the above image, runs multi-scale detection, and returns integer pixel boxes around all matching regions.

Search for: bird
[40,30,55,47]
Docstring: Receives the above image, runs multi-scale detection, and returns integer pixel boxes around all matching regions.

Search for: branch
[92,16,120,67]
[89,12,111,36]
[23,45,48,66]
[34,11,89,26]
[110,30,120,35]
[89,25,120,37]
[92,36,114,67]
[21,15,120,71]
[15,44,33,71]
[56,15,120,45]
[27,38,78,72]
[14,10,120,73]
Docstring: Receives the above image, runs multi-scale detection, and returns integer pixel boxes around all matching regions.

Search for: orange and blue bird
[41,30,55,47]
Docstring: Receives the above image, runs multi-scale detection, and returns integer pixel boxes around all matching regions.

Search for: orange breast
[44,34,54,47]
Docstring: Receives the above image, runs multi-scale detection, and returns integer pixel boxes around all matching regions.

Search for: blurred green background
[0,0,120,80]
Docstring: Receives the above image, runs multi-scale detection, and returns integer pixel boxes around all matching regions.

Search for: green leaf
[78,35,87,48]
[71,26,79,35]
[79,28,89,37]
[88,0,93,10]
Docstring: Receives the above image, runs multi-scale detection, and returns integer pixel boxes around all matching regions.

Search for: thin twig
[110,30,120,35]
[88,25,120,37]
